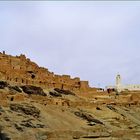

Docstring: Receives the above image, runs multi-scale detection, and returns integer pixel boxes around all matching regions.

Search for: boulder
[10,103,40,118]
[74,111,103,124]
[54,88,75,96]
[49,91,62,97]
[0,81,8,89]
[20,85,46,96]
[8,86,22,93]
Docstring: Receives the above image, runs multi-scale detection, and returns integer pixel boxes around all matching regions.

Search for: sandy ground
[0,88,140,140]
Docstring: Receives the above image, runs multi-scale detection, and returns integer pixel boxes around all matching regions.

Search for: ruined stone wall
[0,52,94,93]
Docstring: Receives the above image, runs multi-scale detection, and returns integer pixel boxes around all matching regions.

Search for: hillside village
[0,52,140,140]
[0,51,97,94]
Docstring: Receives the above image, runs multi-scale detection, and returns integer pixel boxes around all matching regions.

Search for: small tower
[2,51,5,55]
[116,74,121,92]
[116,74,121,86]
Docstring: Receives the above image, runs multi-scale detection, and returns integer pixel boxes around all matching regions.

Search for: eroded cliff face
[0,52,93,93]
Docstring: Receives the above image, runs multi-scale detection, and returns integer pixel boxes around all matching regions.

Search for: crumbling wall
[0,52,93,93]
[79,81,89,92]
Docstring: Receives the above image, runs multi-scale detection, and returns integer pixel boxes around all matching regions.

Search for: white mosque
[106,74,140,92]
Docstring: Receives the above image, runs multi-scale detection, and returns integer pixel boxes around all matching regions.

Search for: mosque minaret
[106,74,140,92]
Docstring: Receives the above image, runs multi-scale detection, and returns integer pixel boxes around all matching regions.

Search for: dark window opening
[31,74,35,79]
[27,71,33,74]
[78,82,80,85]
[11,97,14,101]
[61,84,64,90]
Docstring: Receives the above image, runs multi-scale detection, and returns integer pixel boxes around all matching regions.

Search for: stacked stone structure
[0,52,95,93]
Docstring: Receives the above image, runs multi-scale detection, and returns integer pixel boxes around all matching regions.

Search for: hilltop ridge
[0,51,97,94]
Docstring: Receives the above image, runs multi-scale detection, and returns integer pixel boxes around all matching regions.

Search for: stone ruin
[0,52,96,93]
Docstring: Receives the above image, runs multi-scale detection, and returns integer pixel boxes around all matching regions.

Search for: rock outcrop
[10,103,40,118]
[21,85,46,96]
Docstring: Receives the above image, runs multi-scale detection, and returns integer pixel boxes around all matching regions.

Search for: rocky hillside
[0,81,140,140]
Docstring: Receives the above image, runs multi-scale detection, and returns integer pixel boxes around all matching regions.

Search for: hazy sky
[0,1,140,88]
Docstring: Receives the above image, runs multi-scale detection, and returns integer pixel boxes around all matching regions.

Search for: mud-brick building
[0,51,95,93]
